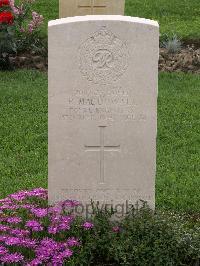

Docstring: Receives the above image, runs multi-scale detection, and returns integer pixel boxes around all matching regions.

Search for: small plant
[0,188,200,265]
[161,34,182,54]
[0,0,43,70]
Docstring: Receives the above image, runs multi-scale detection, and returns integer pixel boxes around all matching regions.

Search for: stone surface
[48,16,159,214]
[59,0,125,18]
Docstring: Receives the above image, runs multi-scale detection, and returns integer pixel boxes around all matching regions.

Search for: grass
[0,71,48,196]
[28,0,200,40]
[0,70,199,213]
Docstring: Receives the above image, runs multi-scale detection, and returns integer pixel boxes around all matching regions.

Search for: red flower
[0,0,10,7]
[0,11,14,24]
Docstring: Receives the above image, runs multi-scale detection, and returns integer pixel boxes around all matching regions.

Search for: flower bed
[0,0,44,70]
[0,188,199,265]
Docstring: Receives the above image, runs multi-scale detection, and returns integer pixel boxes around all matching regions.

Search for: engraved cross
[78,0,107,14]
[85,126,120,184]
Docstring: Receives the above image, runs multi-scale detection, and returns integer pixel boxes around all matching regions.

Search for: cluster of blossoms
[0,0,43,33]
[0,188,97,265]
[0,0,14,24]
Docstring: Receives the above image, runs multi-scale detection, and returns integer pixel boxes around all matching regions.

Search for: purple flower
[0,197,12,204]
[61,248,73,258]
[48,225,58,235]
[0,252,24,263]
[25,220,43,232]
[27,188,47,199]
[20,238,37,248]
[26,258,43,265]
[7,216,22,224]
[82,221,94,230]
[0,245,8,255]
[0,235,8,242]
[0,224,10,232]
[35,238,59,261]
[10,228,30,237]
[21,204,35,210]
[30,208,48,218]
[40,238,58,249]
[10,191,28,201]
[5,236,21,246]
[51,253,64,265]
[0,204,19,210]
[67,237,80,247]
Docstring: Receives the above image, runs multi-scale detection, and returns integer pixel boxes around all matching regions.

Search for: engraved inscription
[79,27,129,84]
[61,87,147,121]
[85,126,120,184]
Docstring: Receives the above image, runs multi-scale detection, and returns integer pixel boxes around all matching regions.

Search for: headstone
[48,16,159,216]
[59,0,125,18]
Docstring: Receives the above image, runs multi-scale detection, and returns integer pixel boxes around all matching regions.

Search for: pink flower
[82,221,94,230]
[28,12,43,33]
[67,237,80,247]
[10,228,30,237]
[26,258,43,266]
[0,252,24,263]
[7,216,22,224]
[0,246,8,255]
[25,220,43,232]
[61,248,73,258]
[48,225,58,235]
[30,208,48,218]
[5,236,21,246]
[0,225,10,232]
[9,191,28,201]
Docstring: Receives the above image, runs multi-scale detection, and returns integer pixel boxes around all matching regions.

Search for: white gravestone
[48,16,159,214]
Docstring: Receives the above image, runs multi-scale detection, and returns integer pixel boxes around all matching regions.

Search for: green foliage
[68,206,200,265]
[161,34,182,53]
[125,0,200,41]
[0,23,16,70]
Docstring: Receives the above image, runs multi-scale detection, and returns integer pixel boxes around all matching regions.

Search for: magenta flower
[9,191,28,201]
[10,228,30,237]
[26,258,43,266]
[0,235,8,242]
[82,221,94,230]
[7,216,22,224]
[5,236,21,246]
[61,248,73,258]
[0,224,10,232]
[25,220,43,232]
[20,238,37,248]
[30,208,48,218]
[35,238,58,261]
[27,188,48,200]
[0,252,24,263]
[67,237,80,247]
[0,245,8,255]
[0,197,12,204]
[48,225,58,235]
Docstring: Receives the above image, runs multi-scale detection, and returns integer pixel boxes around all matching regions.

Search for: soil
[159,45,200,74]
[8,45,200,74]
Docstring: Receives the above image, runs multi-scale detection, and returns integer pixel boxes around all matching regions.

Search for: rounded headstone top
[48,15,159,28]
